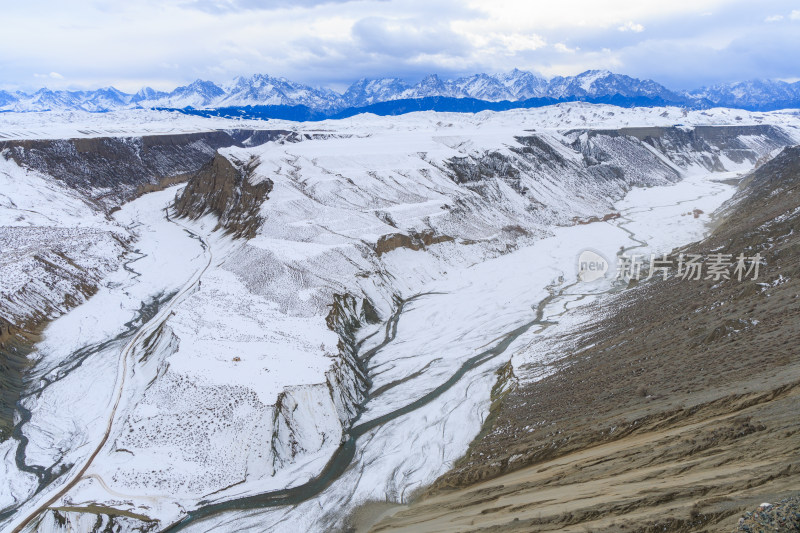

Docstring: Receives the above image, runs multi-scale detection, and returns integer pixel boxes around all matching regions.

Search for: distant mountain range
[2,70,800,115]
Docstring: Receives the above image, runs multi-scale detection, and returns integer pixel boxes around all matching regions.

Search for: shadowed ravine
[160,174,737,533]
[161,225,668,531]
[4,169,736,532]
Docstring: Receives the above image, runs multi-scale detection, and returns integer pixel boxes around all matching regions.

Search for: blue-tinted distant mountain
[169,79,225,107]
[0,90,18,107]
[172,97,559,122]
[548,70,695,106]
[130,87,169,104]
[5,88,86,112]
[220,74,341,109]
[342,77,412,106]
[81,87,132,112]
[398,74,460,99]
[452,73,515,101]
[688,79,800,111]
[174,93,704,123]
[3,69,800,114]
[342,71,550,105]
[494,68,549,99]
[138,79,225,108]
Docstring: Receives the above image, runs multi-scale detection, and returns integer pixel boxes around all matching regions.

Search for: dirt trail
[5,207,213,533]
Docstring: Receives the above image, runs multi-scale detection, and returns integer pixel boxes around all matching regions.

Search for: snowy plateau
[1,103,800,532]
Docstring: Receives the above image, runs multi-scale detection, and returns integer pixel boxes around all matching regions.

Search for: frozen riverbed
[170,167,741,533]
[0,187,209,531]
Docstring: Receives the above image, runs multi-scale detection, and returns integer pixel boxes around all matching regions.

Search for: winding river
[160,171,739,532]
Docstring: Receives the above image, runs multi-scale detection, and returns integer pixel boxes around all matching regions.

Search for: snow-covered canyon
[1,104,799,532]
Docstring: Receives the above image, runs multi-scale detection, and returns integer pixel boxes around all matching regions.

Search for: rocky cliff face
[270,293,378,468]
[0,129,293,443]
[0,318,39,441]
[173,154,273,239]
[436,125,792,229]
[375,231,455,256]
[613,124,794,170]
[0,129,291,210]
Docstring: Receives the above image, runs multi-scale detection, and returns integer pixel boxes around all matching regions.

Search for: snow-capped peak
[3,70,800,113]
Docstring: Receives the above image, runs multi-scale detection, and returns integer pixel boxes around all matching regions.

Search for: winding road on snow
[7,206,213,533]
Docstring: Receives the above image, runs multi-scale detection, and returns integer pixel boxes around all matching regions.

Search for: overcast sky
[2,0,799,93]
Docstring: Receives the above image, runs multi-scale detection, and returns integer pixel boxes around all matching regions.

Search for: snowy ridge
[0,157,127,325]
[4,70,800,113]
[2,104,800,142]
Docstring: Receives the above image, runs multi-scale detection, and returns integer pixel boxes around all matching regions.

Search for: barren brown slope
[369,146,800,533]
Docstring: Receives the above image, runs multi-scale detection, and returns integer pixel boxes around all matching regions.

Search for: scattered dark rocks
[735,497,800,532]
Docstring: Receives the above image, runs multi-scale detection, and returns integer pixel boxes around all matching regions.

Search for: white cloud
[1,0,799,92]
[352,16,471,58]
[493,33,547,53]
[618,21,645,32]
[764,14,784,22]
[33,72,64,80]
[554,42,579,53]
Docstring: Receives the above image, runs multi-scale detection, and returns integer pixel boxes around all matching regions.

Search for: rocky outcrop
[572,212,621,224]
[324,293,380,423]
[446,151,521,185]
[0,129,291,210]
[173,154,273,239]
[375,231,455,256]
[591,124,795,170]
[0,318,39,441]
[270,293,378,469]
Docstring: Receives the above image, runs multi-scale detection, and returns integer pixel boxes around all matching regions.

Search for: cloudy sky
[2,0,799,93]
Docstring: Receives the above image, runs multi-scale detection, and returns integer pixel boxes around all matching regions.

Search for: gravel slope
[370,147,800,532]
